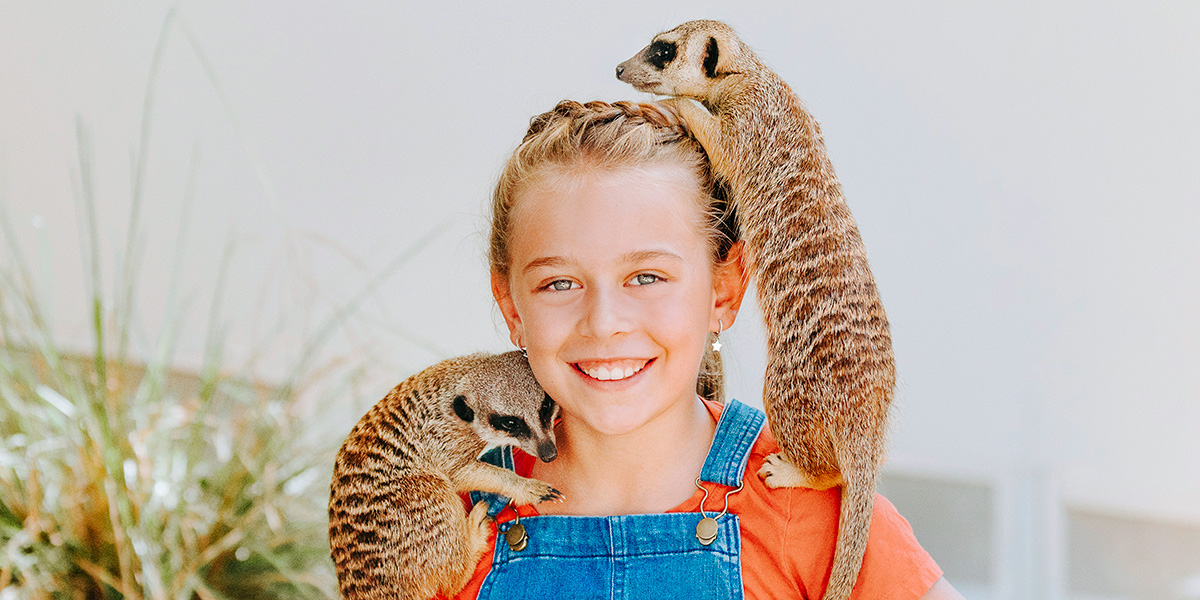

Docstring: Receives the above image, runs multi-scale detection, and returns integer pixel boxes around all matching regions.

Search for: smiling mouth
[573,359,651,382]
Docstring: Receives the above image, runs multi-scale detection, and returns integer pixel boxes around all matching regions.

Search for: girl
[454,100,962,599]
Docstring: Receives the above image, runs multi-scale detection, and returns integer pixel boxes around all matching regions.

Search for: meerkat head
[450,351,559,463]
[616,20,753,101]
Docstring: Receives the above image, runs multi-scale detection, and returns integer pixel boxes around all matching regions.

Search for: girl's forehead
[509,164,709,265]
[516,163,702,222]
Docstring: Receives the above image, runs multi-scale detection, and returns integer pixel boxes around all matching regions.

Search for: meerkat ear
[539,393,557,429]
[452,394,474,423]
[702,36,721,78]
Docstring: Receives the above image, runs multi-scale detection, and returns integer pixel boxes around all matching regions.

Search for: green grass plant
[0,132,345,600]
[0,10,449,599]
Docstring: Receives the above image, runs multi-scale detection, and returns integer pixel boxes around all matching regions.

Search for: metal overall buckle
[500,500,529,552]
[693,477,743,546]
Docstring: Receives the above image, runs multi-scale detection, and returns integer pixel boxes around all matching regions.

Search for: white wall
[3,1,1198,594]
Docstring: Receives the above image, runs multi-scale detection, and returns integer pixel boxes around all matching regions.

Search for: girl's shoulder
[727,422,944,600]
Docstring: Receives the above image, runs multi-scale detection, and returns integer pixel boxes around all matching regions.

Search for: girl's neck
[530,396,717,516]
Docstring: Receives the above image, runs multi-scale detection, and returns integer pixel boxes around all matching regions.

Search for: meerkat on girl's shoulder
[328,351,561,600]
[619,20,896,600]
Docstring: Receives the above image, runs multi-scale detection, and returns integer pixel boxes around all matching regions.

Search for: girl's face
[492,162,744,437]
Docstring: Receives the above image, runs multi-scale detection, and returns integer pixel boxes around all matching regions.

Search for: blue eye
[549,280,576,291]
[632,273,659,286]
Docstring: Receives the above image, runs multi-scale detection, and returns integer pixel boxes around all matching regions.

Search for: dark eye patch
[647,40,676,70]
[539,394,556,429]
[488,415,531,439]
[452,395,474,423]
[703,36,720,78]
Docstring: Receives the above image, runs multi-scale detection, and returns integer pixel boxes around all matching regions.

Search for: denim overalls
[469,400,766,600]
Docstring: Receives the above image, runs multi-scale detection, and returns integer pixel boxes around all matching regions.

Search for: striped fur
[328,352,561,600]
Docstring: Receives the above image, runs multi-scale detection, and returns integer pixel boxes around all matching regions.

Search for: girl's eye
[631,273,660,286]
[548,280,577,291]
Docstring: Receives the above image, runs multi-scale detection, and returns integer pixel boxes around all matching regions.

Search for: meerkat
[328,351,562,600]
[618,21,896,600]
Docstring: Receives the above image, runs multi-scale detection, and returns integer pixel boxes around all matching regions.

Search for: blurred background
[1,1,1197,599]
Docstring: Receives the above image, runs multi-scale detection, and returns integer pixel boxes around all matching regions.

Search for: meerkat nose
[615,65,625,79]
[537,440,558,463]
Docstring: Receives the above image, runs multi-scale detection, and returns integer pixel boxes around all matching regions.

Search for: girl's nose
[580,285,632,339]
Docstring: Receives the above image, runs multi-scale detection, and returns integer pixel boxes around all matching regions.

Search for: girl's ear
[491,272,524,346]
[711,241,749,330]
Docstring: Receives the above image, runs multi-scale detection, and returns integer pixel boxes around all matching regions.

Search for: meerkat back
[619,21,896,600]
[328,351,561,600]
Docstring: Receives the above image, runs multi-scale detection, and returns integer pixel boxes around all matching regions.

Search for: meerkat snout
[536,439,557,462]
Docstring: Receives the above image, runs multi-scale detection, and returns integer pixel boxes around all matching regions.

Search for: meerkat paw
[757,453,844,490]
[468,499,494,528]
[509,477,564,506]
[660,96,713,119]
[757,453,803,488]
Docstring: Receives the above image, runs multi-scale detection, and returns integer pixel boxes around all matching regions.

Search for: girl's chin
[562,397,687,438]
[570,412,653,437]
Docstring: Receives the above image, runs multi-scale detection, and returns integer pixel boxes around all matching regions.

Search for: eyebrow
[520,249,684,275]
[522,256,571,274]
[619,249,685,265]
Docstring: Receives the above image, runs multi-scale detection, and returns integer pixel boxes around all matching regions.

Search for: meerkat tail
[822,468,876,600]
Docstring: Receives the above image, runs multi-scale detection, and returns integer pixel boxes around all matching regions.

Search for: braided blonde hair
[488,100,737,403]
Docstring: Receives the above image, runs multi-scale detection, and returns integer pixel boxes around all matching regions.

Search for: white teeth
[582,362,645,381]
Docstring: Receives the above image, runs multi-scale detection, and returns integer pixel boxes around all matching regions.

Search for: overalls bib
[469,400,766,600]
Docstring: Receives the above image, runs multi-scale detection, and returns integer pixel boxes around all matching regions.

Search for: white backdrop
[2,0,1198,547]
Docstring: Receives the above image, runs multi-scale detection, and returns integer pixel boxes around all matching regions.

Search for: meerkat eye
[647,40,676,70]
[488,415,531,439]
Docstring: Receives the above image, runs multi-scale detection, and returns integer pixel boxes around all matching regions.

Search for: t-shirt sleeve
[843,494,943,599]
[744,426,943,600]
[767,486,942,600]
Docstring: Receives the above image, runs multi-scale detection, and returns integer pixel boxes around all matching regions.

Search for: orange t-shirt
[451,401,943,599]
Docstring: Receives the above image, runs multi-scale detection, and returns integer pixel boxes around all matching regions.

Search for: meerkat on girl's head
[620,20,896,600]
[328,351,561,600]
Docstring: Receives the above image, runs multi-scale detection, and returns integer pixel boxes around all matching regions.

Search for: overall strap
[698,399,766,488]
[470,446,517,516]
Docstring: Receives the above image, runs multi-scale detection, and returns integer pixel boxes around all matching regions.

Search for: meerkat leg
[453,461,563,505]
[757,453,844,490]
[439,500,494,597]
[466,499,493,531]
[464,499,493,561]
[661,98,735,175]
